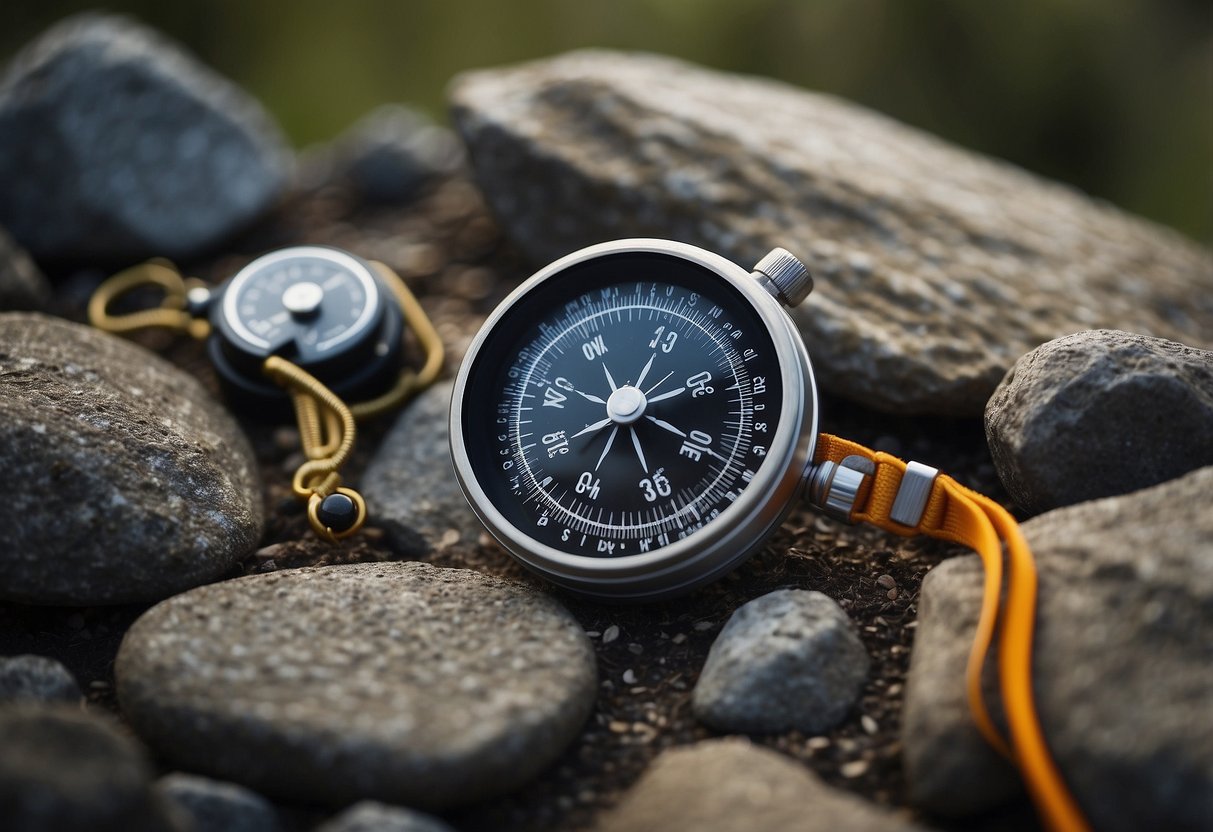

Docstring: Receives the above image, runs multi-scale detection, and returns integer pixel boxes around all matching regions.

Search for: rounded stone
[986,329,1213,514]
[0,13,291,262]
[115,561,597,809]
[692,589,869,734]
[361,379,485,556]
[0,313,264,605]
[155,773,279,832]
[0,705,179,832]
[316,801,455,832]
[0,654,82,704]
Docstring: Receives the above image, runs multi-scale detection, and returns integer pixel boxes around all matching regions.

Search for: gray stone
[692,589,869,734]
[362,380,484,555]
[450,50,1213,416]
[0,654,81,704]
[0,226,50,311]
[315,801,454,832]
[594,738,926,832]
[0,704,180,832]
[902,466,1213,830]
[0,313,263,605]
[324,105,465,203]
[156,773,279,832]
[0,13,290,262]
[115,561,597,809]
[986,329,1213,514]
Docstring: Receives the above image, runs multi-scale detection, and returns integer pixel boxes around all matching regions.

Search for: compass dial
[219,247,380,362]
[460,250,786,559]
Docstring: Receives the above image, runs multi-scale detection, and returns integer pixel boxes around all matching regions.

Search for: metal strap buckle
[807,455,875,523]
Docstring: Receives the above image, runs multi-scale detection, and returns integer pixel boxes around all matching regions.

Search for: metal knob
[751,247,813,307]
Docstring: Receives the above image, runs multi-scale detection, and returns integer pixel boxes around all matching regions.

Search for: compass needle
[629,426,649,474]
[595,425,619,471]
[634,353,656,388]
[571,417,612,439]
[646,386,685,404]
[643,371,674,396]
[645,415,687,438]
[603,363,618,392]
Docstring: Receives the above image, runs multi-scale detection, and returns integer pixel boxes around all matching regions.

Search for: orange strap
[813,434,1089,832]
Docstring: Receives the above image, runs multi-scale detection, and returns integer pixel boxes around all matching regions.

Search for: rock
[985,330,1213,514]
[315,801,455,832]
[320,105,465,203]
[155,773,279,832]
[449,50,1213,416]
[0,226,50,311]
[0,313,263,605]
[692,590,869,734]
[0,654,81,704]
[115,561,597,809]
[0,704,180,832]
[902,466,1213,830]
[594,738,925,832]
[0,13,290,262]
[362,380,484,555]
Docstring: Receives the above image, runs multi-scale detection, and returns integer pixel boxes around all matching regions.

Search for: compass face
[218,247,381,362]
[461,250,786,560]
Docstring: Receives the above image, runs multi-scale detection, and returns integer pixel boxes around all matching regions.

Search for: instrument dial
[460,250,785,559]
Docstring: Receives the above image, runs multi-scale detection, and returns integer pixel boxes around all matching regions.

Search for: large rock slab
[594,738,926,832]
[692,590,868,734]
[0,705,180,832]
[986,329,1213,514]
[902,466,1213,830]
[0,313,263,605]
[450,50,1213,416]
[115,561,597,809]
[0,13,290,262]
[362,380,484,555]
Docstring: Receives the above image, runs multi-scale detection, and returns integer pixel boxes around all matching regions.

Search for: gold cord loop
[88,260,211,340]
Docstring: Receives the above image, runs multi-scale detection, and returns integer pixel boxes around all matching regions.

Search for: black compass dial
[463,251,784,558]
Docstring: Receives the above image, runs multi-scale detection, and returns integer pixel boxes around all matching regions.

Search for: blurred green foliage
[4,0,1211,242]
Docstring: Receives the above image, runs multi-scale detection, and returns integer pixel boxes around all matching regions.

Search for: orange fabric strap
[813,433,1089,832]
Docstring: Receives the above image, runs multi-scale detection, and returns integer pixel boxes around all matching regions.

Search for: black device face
[462,251,785,559]
[214,247,383,364]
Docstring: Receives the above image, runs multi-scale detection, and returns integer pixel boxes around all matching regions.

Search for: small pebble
[806,736,831,750]
[622,669,637,684]
[602,625,620,644]
[887,588,900,601]
[861,714,879,735]
[693,621,715,631]
[876,574,897,589]
[841,759,870,778]
[627,643,643,655]
[671,633,687,644]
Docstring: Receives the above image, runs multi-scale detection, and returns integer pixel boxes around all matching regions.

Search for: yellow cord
[813,434,1090,832]
[88,256,444,543]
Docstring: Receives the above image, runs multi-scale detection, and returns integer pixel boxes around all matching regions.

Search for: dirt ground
[0,170,1042,831]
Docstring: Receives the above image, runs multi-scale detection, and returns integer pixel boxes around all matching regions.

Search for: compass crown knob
[751,248,813,307]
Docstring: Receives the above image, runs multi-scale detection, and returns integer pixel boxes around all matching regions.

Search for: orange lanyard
[814,434,1089,832]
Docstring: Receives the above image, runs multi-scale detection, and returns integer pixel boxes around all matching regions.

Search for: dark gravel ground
[0,168,1041,832]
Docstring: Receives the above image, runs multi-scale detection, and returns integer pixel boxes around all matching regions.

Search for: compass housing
[208,246,404,413]
[451,239,819,600]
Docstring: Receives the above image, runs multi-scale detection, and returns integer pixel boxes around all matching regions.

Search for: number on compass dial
[478,278,783,557]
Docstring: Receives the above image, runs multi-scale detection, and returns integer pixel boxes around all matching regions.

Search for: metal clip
[806,454,875,523]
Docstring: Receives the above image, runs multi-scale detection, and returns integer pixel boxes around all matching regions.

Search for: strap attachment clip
[806,454,874,522]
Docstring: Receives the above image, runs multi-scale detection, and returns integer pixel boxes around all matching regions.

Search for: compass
[205,246,404,411]
[451,239,819,599]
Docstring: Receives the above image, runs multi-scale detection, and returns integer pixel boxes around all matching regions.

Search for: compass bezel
[451,239,819,600]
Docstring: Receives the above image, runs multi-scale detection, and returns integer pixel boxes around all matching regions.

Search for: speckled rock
[0,654,81,704]
[0,226,50,311]
[320,105,466,203]
[0,705,180,832]
[115,561,597,809]
[155,774,279,832]
[450,50,1213,416]
[692,590,869,734]
[594,738,926,832]
[315,801,455,832]
[0,13,290,262]
[362,380,484,556]
[986,330,1213,514]
[902,466,1213,830]
[0,313,263,605]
